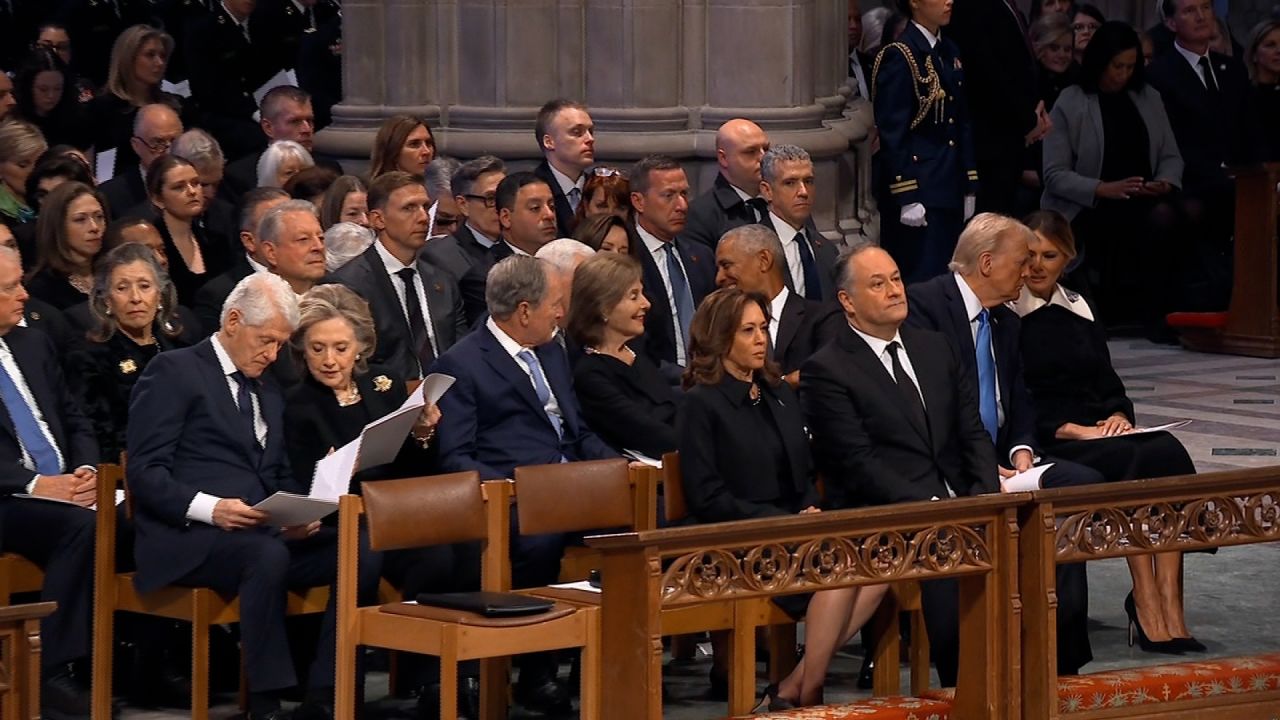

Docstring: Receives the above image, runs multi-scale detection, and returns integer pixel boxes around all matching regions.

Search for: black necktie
[888,341,928,434]
[1198,56,1219,94]
[231,371,262,457]
[395,267,436,374]
[305,6,316,28]
[794,231,822,301]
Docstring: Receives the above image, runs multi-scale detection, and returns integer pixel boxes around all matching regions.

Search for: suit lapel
[774,293,805,361]
[195,340,261,463]
[677,239,712,301]
[537,343,575,435]
[478,329,550,421]
[903,330,948,458]
[837,327,930,446]
[940,278,977,372]
[415,257,449,348]
[805,219,836,299]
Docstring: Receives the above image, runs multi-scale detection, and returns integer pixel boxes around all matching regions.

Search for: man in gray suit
[334,172,468,380]
[759,145,840,302]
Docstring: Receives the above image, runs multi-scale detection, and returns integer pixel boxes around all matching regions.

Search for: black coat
[801,323,997,509]
[771,292,840,376]
[633,232,716,368]
[532,160,578,240]
[284,364,435,493]
[24,268,88,311]
[0,327,99,494]
[420,225,495,327]
[678,377,818,523]
[154,212,233,307]
[572,349,680,459]
[682,174,764,250]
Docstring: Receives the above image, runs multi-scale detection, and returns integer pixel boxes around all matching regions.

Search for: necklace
[585,344,636,361]
[69,273,93,294]
[749,381,762,406]
[336,385,361,407]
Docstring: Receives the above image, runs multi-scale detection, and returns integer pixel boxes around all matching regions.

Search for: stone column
[319,0,874,238]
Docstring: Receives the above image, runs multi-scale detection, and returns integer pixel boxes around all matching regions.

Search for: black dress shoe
[857,654,875,690]
[292,698,334,720]
[42,665,91,720]
[513,676,572,715]
[248,709,293,720]
[707,668,728,701]
[416,678,481,720]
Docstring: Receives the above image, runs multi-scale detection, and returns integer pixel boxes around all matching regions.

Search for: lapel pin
[434,283,443,293]
[29,311,40,321]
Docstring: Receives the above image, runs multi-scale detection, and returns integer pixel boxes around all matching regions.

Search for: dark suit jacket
[192,255,256,335]
[100,167,148,221]
[532,159,577,239]
[682,174,762,249]
[800,323,997,509]
[0,328,99,493]
[23,299,79,358]
[634,233,716,368]
[420,225,494,326]
[572,350,680,459]
[333,243,468,380]
[678,378,818,523]
[760,215,840,301]
[1146,49,1255,195]
[772,292,840,375]
[127,338,297,591]
[905,274,1037,459]
[431,325,617,480]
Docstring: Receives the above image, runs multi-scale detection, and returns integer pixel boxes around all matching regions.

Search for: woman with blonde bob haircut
[679,287,886,708]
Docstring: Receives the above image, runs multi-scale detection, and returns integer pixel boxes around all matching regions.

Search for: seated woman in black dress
[25,181,105,309]
[1014,210,1200,654]
[145,155,232,306]
[68,243,199,462]
[568,252,679,458]
[679,288,886,708]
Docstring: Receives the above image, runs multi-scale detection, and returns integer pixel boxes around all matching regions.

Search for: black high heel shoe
[1173,636,1208,652]
[752,683,797,712]
[1124,592,1183,655]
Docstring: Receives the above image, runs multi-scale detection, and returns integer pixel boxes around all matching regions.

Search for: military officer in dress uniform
[872,0,978,284]
[255,0,343,128]
[58,0,156,87]
[183,0,275,160]
[253,0,340,75]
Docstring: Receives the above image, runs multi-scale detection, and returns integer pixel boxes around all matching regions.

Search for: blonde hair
[948,213,1035,275]
[105,25,174,107]
[291,284,378,375]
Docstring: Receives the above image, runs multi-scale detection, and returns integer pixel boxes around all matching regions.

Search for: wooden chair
[557,464,659,581]
[0,554,44,607]
[0,601,55,720]
[91,463,331,720]
[335,472,600,720]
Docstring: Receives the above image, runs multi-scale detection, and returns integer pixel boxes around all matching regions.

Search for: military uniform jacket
[184,4,277,121]
[872,22,978,210]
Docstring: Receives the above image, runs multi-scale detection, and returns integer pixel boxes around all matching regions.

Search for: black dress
[572,348,680,459]
[24,268,90,310]
[154,212,232,307]
[1017,293,1195,482]
[66,324,192,462]
[1248,83,1280,163]
[678,375,819,619]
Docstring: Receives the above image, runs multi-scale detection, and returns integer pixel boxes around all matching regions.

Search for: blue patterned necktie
[975,309,999,443]
[0,363,61,475]
[567,186,582,213]
[664,243,695,351]
[517,349,563,439]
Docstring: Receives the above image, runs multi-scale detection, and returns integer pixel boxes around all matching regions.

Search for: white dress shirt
[1008,284,1094,322]
[913,21,940,49]
[246,253,269,274]
[466,222,496,249]
[0,337,69,490]
[637,223,691,366]
[374,240,439,363]
[485,318,564,424]
[768,286,790,350]
[849,51,869,99]
[847,323,926,409]
[185,333,269,525]
[768,210,816,298]
[1173,40,1219,90]
[953,273,1033,464]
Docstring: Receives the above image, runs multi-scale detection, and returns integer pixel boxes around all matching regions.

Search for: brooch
[373,375,392,392]
[119,359,138,375]
[29,311,40,321]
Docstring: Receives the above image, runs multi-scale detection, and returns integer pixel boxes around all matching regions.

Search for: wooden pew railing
[1021,467,1280,719]
[0,601,54,720]
[587,493,1028,720]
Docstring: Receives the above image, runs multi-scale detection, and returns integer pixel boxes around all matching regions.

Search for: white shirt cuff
[186,492,222,525]
[1008,445,1037,465]
[74,465,97,475]
[25,475,38,494]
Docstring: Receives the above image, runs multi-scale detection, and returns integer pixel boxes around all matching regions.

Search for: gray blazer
[1041,84,1183,220]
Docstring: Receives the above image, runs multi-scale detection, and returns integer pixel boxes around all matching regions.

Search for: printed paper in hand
[622,449,662,468]
[160,79,191,97]
[1001,463,1054,493]
[95,148,117,184]
[253,491,337,526]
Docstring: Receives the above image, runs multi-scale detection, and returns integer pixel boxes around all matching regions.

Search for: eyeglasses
[133,135,175,153]
[591,166,626,178]
[462,193,497,208]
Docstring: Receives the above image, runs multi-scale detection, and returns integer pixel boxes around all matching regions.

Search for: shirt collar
[769,285,790,326]
[221,0,249,26]
[1173,39,1209,70]
[466,222,496,248]
[503,240,532,257]
[246,253,269,274]
[290,0,307,14]
[1008,284,1094,322]
[953,273,986,323]
[636,222,671,254]
[913,21,940,48]
[210,333,239,377]
[486,316,530,356]
[374,237,414,273]
[727,180,754,204]
[848,321,904,359]
[547,162,584,196]
[769,209,803,236]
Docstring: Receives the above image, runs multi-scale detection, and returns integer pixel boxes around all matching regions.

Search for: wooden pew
[1020,468,1280,719]
[587,493,1028,720]
[1169,162,1280,357]
[0,601,55,720]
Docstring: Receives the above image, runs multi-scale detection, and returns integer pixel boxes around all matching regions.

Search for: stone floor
[116,339,1280,719]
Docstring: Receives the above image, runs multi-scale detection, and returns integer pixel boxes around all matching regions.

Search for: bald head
[131,104,184,170]
[715,119,770,194]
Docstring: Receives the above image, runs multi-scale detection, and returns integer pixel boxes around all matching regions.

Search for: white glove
[963,195,976,221]
[900,203,927,227]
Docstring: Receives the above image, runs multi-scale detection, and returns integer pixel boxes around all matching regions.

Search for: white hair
[324,222,375,272]
[171,129,225,173]
[535,238,595,275]
[220,272,301,329]
[256,140,315,188]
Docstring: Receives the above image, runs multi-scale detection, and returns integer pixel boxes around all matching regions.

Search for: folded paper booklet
[309,373,456,501]
[1000,463,1054,493]
[253,492,337,527]
[13,489,125,511]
